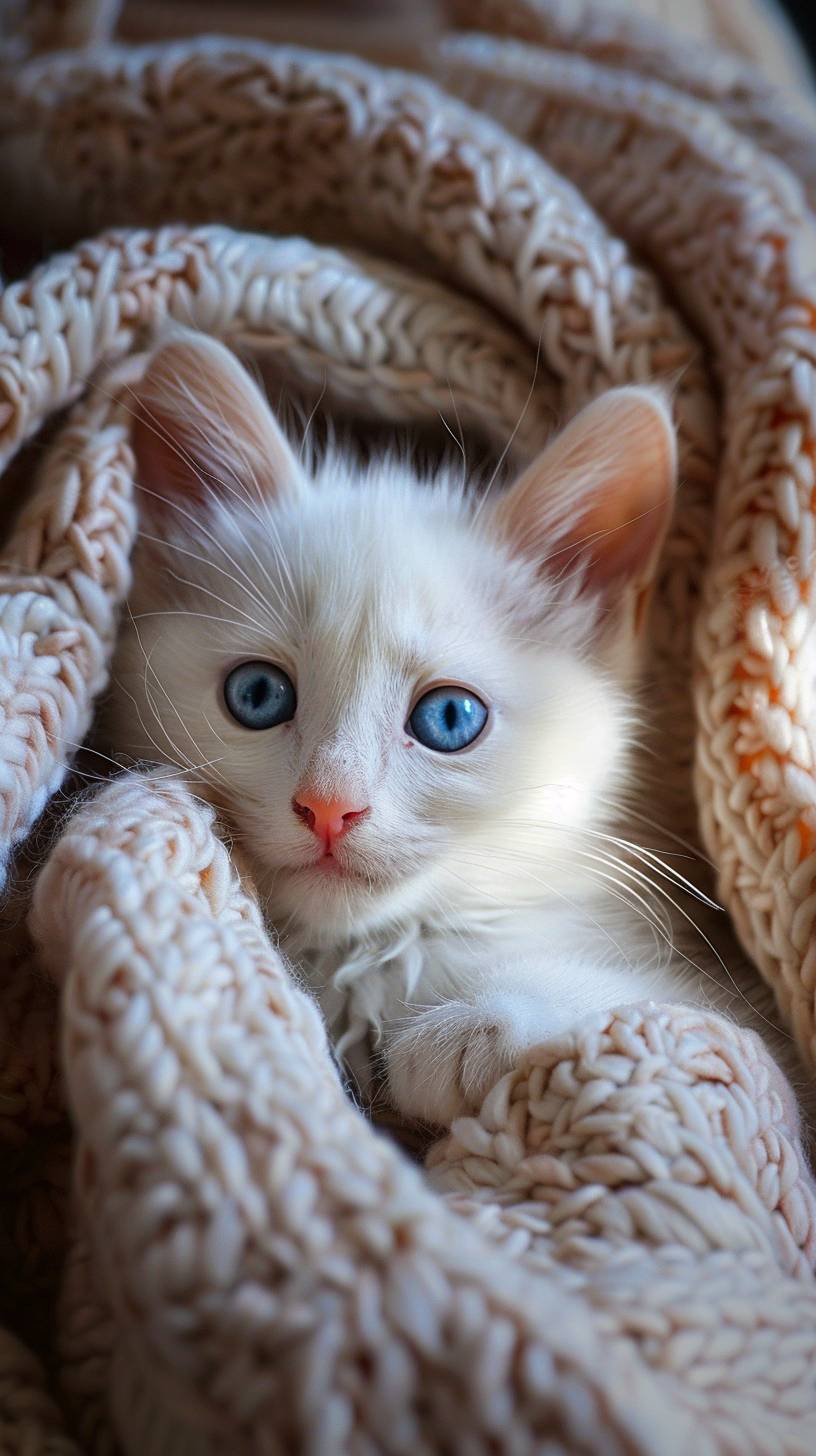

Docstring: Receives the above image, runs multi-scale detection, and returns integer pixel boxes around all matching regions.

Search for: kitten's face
[106,336,676,945]
[113,474,625,940]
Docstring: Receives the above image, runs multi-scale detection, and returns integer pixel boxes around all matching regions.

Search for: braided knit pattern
[449,0,816,205]
[506,0,816,91]
[0,0,813,1450]
[0,1327,79,1455]
[0,0,114,56]
[27,774,816,1455]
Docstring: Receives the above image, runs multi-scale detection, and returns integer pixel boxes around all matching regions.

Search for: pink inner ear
[550,473,674,593]
[130,399,214,516]
[129,333,303,524]
[496,387,677,600]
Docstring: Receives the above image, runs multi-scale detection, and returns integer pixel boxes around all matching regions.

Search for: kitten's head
[107,334,676,944]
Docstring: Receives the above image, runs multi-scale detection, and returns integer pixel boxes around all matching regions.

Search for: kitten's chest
[295,923,452,1050]
[289,907,606,1064]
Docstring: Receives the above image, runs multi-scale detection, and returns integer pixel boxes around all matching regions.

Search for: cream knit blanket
[1,1,816,1451]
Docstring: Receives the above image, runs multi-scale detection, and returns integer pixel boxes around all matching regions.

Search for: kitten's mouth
[297,854,378,887]
[314,855,357,878]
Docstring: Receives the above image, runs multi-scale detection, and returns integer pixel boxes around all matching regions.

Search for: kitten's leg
[384,955,679,1127]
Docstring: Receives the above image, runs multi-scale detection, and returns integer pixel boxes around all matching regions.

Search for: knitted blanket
[2,1,816,1451]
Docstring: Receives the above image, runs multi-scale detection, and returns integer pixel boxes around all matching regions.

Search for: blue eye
[223,661,296,730]
[408,686,488,753]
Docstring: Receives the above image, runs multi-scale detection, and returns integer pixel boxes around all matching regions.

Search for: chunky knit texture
[1,0,816,1451]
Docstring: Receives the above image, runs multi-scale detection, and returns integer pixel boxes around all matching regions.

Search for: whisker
[447,376,467,467]
[462,839,784,1036]
[497,816,719,910]
[136,529,288,630]
[131,607,273,638]
[161,569,283,641]
[474,329,544,518]
[439,855,635,967]
[438,406,467,466]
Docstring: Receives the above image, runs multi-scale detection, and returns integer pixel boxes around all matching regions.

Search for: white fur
[105,351,710,1126]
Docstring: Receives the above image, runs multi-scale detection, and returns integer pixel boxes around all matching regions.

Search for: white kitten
[104,334,727,1126]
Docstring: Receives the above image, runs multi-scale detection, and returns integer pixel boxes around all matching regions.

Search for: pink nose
[292,794,370,851]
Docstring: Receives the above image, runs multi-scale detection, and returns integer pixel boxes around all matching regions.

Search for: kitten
[102,333,756,1126]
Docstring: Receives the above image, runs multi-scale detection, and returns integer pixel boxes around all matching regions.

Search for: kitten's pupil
[444,700,458,731]
[249,678,270,710]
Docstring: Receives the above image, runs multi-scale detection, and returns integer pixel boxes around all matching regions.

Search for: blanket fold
[1,0,816,1451]
[27,773,816,1454]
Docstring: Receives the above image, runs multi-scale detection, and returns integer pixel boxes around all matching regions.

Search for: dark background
[780,0,816,61]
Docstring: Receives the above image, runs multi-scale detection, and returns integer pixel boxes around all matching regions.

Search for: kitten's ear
[493,387,676,626]
[130,332,302,518]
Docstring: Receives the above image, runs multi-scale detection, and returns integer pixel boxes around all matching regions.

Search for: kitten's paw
[387,995,551,1127]
[386,1002,498,1125]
